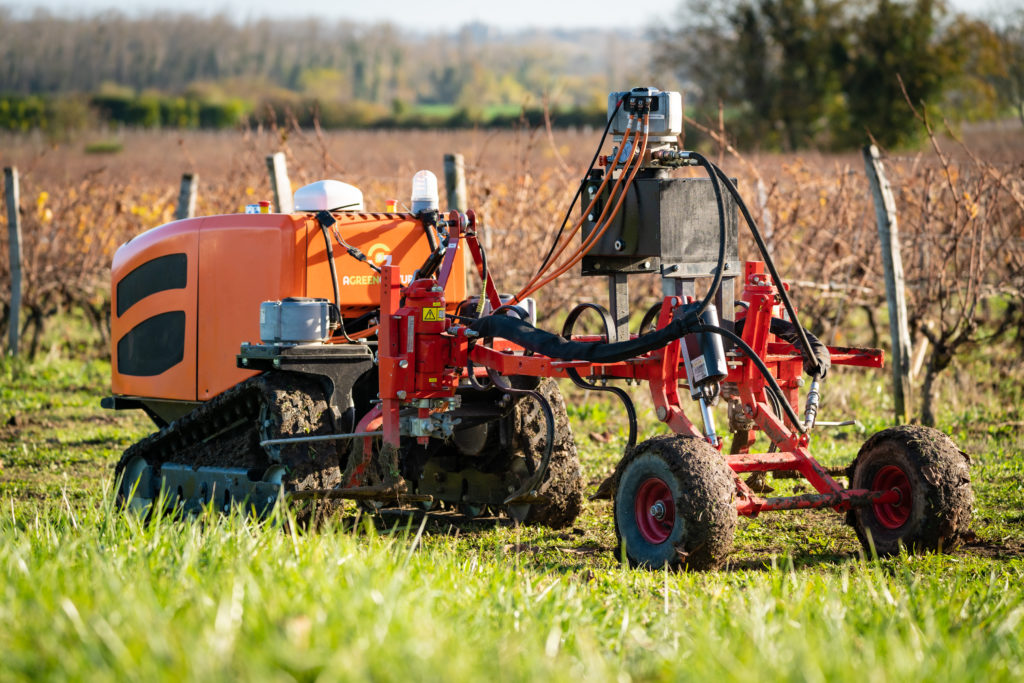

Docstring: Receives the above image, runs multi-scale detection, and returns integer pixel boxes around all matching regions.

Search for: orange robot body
[110,211,465,407]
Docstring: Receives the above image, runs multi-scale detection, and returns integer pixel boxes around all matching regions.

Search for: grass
[1,352,1023,681]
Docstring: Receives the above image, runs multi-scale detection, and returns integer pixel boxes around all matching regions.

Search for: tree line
[654,0,1024,148]
[1,2,1022,147]
[0,10,627,133]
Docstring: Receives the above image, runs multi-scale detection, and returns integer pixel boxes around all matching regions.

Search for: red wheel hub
[634,477,676,544]
[871,465,912,529]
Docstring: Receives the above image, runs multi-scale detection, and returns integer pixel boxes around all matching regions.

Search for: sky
[3,0,1016,31]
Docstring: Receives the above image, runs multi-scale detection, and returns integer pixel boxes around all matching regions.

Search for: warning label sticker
[422,305,444,322]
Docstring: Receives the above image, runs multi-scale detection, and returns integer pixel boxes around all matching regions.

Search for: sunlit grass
[1,344,1023,680]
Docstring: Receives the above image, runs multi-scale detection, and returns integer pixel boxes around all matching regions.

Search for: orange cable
[516,120,642,300]
[519,113,650,300]
[513,114,639,302]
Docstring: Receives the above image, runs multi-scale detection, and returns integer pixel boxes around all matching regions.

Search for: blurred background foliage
[1,1,1022,148]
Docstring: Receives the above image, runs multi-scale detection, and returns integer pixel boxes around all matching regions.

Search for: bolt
[272,358,281,369]
[587,213,595,222]
[614,239,624,251]
[508,486,515,493]
[643,261,651,269]
[241,358,249,367]
[656,406,667,420]
[796,377,805,387]
[399,359,409,368]
[649,501,666,520]
[397,390,407,399]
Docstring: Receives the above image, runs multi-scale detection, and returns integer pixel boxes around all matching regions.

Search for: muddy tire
[512,378,584,529]
[847,425,973,557]
[613,435,736,570]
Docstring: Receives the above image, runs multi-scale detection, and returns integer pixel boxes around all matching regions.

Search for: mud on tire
[512,378,584,529]
[613,435,736,571]
[114,371,345,522]
[847,425,973,557]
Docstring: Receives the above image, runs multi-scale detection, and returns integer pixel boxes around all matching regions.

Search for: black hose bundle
[468,313,702,364]
[468,313,823,433]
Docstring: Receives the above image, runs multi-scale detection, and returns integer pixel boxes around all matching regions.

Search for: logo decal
[367,243,392,266]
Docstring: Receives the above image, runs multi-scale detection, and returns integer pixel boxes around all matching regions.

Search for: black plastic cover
[116,253,187,317]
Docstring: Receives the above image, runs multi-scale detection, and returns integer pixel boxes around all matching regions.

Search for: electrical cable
[316,218,357,343]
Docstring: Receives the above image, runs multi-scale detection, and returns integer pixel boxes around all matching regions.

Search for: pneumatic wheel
[847,425,973,557]
[613,436,736,570]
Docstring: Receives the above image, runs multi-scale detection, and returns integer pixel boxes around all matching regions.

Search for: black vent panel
[117,311,186,376]
[116,253,187,317]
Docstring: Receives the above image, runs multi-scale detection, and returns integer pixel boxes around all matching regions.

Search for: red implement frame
[374,212,897,517]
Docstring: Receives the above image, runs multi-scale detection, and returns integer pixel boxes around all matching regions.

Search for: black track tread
[514,378,584,529]
[613,435,736,571]
[114,372,341,496]
[846,424,973,556]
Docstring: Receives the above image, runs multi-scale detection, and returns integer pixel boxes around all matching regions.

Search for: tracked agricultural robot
[107,88,974,569]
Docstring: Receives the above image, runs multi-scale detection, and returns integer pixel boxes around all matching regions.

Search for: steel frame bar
[377,216,893,518]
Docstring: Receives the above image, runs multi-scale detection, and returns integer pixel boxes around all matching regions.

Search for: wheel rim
[871,465,912,529]
[634,477,676,544]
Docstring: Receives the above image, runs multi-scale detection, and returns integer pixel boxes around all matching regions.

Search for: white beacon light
[410,170,439,214]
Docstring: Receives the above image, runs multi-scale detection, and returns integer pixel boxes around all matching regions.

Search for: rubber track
[114,372,341,493]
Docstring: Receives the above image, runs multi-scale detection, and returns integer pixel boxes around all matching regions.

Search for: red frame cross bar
[378,216,889,517]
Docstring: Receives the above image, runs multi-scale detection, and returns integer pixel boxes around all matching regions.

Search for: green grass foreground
[1,357,1023,681]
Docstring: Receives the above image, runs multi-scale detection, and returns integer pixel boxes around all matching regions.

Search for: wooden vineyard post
[176,173,198,220]
[863,145,913,424]
[265,153,294,214]
[4,167,22,356]
[443,153,467,213]
[444,153,483,247]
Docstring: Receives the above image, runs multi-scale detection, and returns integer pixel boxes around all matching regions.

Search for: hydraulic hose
[469,312,697,365]
[683,152,728,321]
[468,313,805,433]
[709,165,823,379]
[695,322,805,433]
